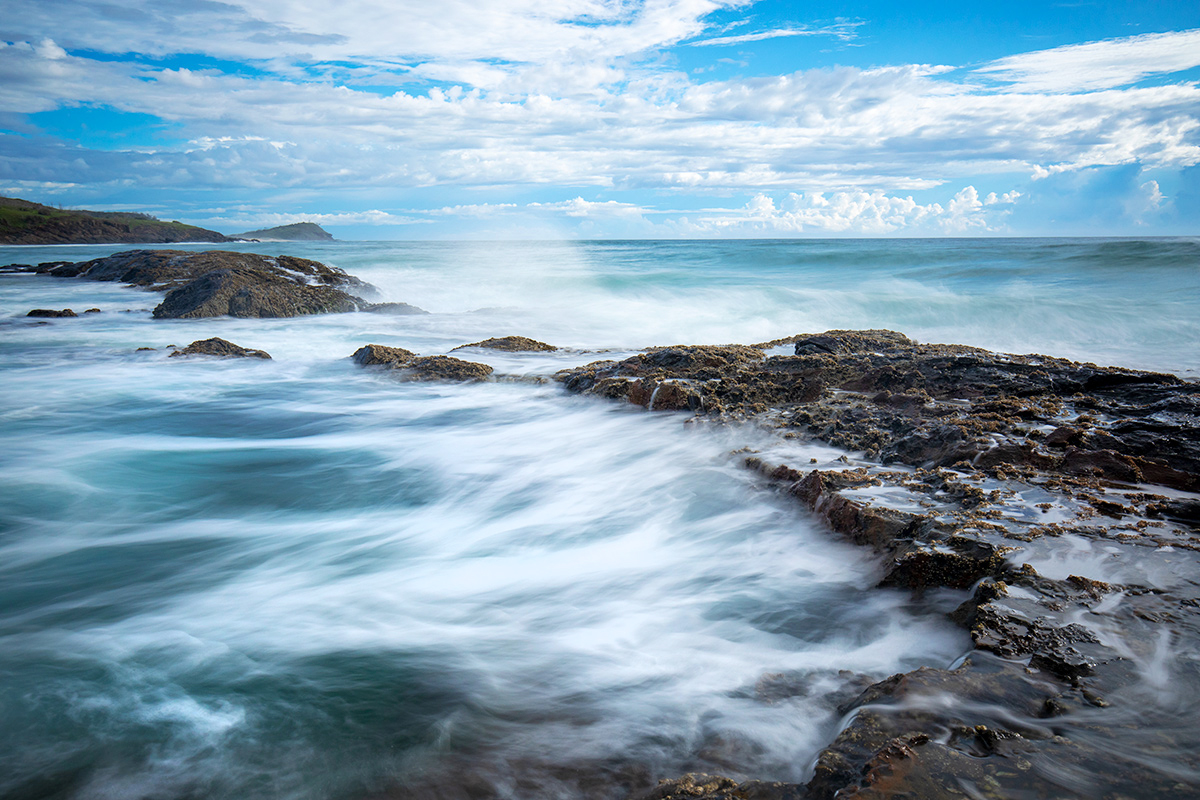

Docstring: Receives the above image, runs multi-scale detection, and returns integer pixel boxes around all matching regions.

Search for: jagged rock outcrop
[167,337,272,359]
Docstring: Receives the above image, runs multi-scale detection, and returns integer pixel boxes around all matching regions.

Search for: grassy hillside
[0,196,232,244]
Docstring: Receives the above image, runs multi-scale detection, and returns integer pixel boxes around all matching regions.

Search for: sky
[1,0,1199,239]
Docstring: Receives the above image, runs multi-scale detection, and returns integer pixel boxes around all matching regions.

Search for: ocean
[1,238,1197,799]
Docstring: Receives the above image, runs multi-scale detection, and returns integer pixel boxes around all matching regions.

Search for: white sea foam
[1,237,1195,798]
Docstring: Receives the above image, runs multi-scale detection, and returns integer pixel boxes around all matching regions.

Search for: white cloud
[2,0,743,72]
[976,28,1200,92]
[689,21,862,46]
[210,209,423,227]
[668,185,1020,235]
[3,32,1198,199]
[2,9,1199,235]
[527,197,647,217]
[428,203,520,217]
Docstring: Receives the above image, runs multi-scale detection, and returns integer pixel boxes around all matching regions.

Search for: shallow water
[0,238,1196,799]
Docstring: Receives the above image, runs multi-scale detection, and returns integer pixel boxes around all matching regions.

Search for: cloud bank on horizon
[1,0,1198,238]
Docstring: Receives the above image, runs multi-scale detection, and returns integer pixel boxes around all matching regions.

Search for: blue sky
[1,0,1198,238]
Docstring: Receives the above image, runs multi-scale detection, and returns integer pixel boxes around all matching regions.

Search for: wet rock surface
[454,335,558,352]
[399,355,494,382]
[556,330,1200,799]
[26,308,77,317]
[349,346,494,382]
[152,265,360,318]
[4,250,393,319]
[351,343,417,367]
[167,337,272,359]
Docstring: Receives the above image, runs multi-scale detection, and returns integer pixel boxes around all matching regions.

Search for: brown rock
[167,337,271,359]
[351,344,416,367]
[26,308,77,317]
[153,266,359,319]
[454,336,557,352]
[399,356,493,382]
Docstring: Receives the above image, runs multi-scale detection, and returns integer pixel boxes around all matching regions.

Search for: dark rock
[455,336,558,352]
[560,328,1200,490]
[882,537,1015,591]
[26,308,77,317]
[398,356,493,382]
[13,250,382,320]
[167,337,271,359]
[83,308,101,314]
[153,267,360,319]
[351,344,416,367]
[631,773,803,800]
[1061,447,1142,484]
[562,329,1200,800]
[360,302,429,315]
[793,329,916,355]
[627,379,703,411]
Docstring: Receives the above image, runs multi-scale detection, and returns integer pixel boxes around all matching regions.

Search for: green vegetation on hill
[0,196,232,244]
[233,222,334,241]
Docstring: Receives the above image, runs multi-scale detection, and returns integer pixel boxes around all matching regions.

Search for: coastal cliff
[0,196,232,244]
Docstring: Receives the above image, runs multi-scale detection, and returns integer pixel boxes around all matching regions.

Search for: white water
[1,237,1195,799]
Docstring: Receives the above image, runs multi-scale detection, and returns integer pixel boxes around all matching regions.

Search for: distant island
[232,222,334,241]
[0,196,232,245]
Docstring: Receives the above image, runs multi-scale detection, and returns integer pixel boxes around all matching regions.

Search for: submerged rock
[360,302,429,315]
[399,356,493,382]
[454,336,558,352]
[26,308,77,317]
[351,344,416,367]
[167,337,272,359]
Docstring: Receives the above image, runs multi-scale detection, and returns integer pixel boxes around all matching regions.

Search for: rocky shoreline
[6,250,1198,798]
[555,330,1200,799]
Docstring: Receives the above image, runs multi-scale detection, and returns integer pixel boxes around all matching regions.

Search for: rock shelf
[557,329,1200,799]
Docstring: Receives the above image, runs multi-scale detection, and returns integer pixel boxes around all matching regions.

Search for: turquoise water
[0,238,1196,799]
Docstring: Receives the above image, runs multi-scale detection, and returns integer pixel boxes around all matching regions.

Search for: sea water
[0,238,1196,799]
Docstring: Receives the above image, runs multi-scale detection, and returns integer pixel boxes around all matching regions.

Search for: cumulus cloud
[667,186,1020,235]
[2,4,1199,235]
[527,197,647,218]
